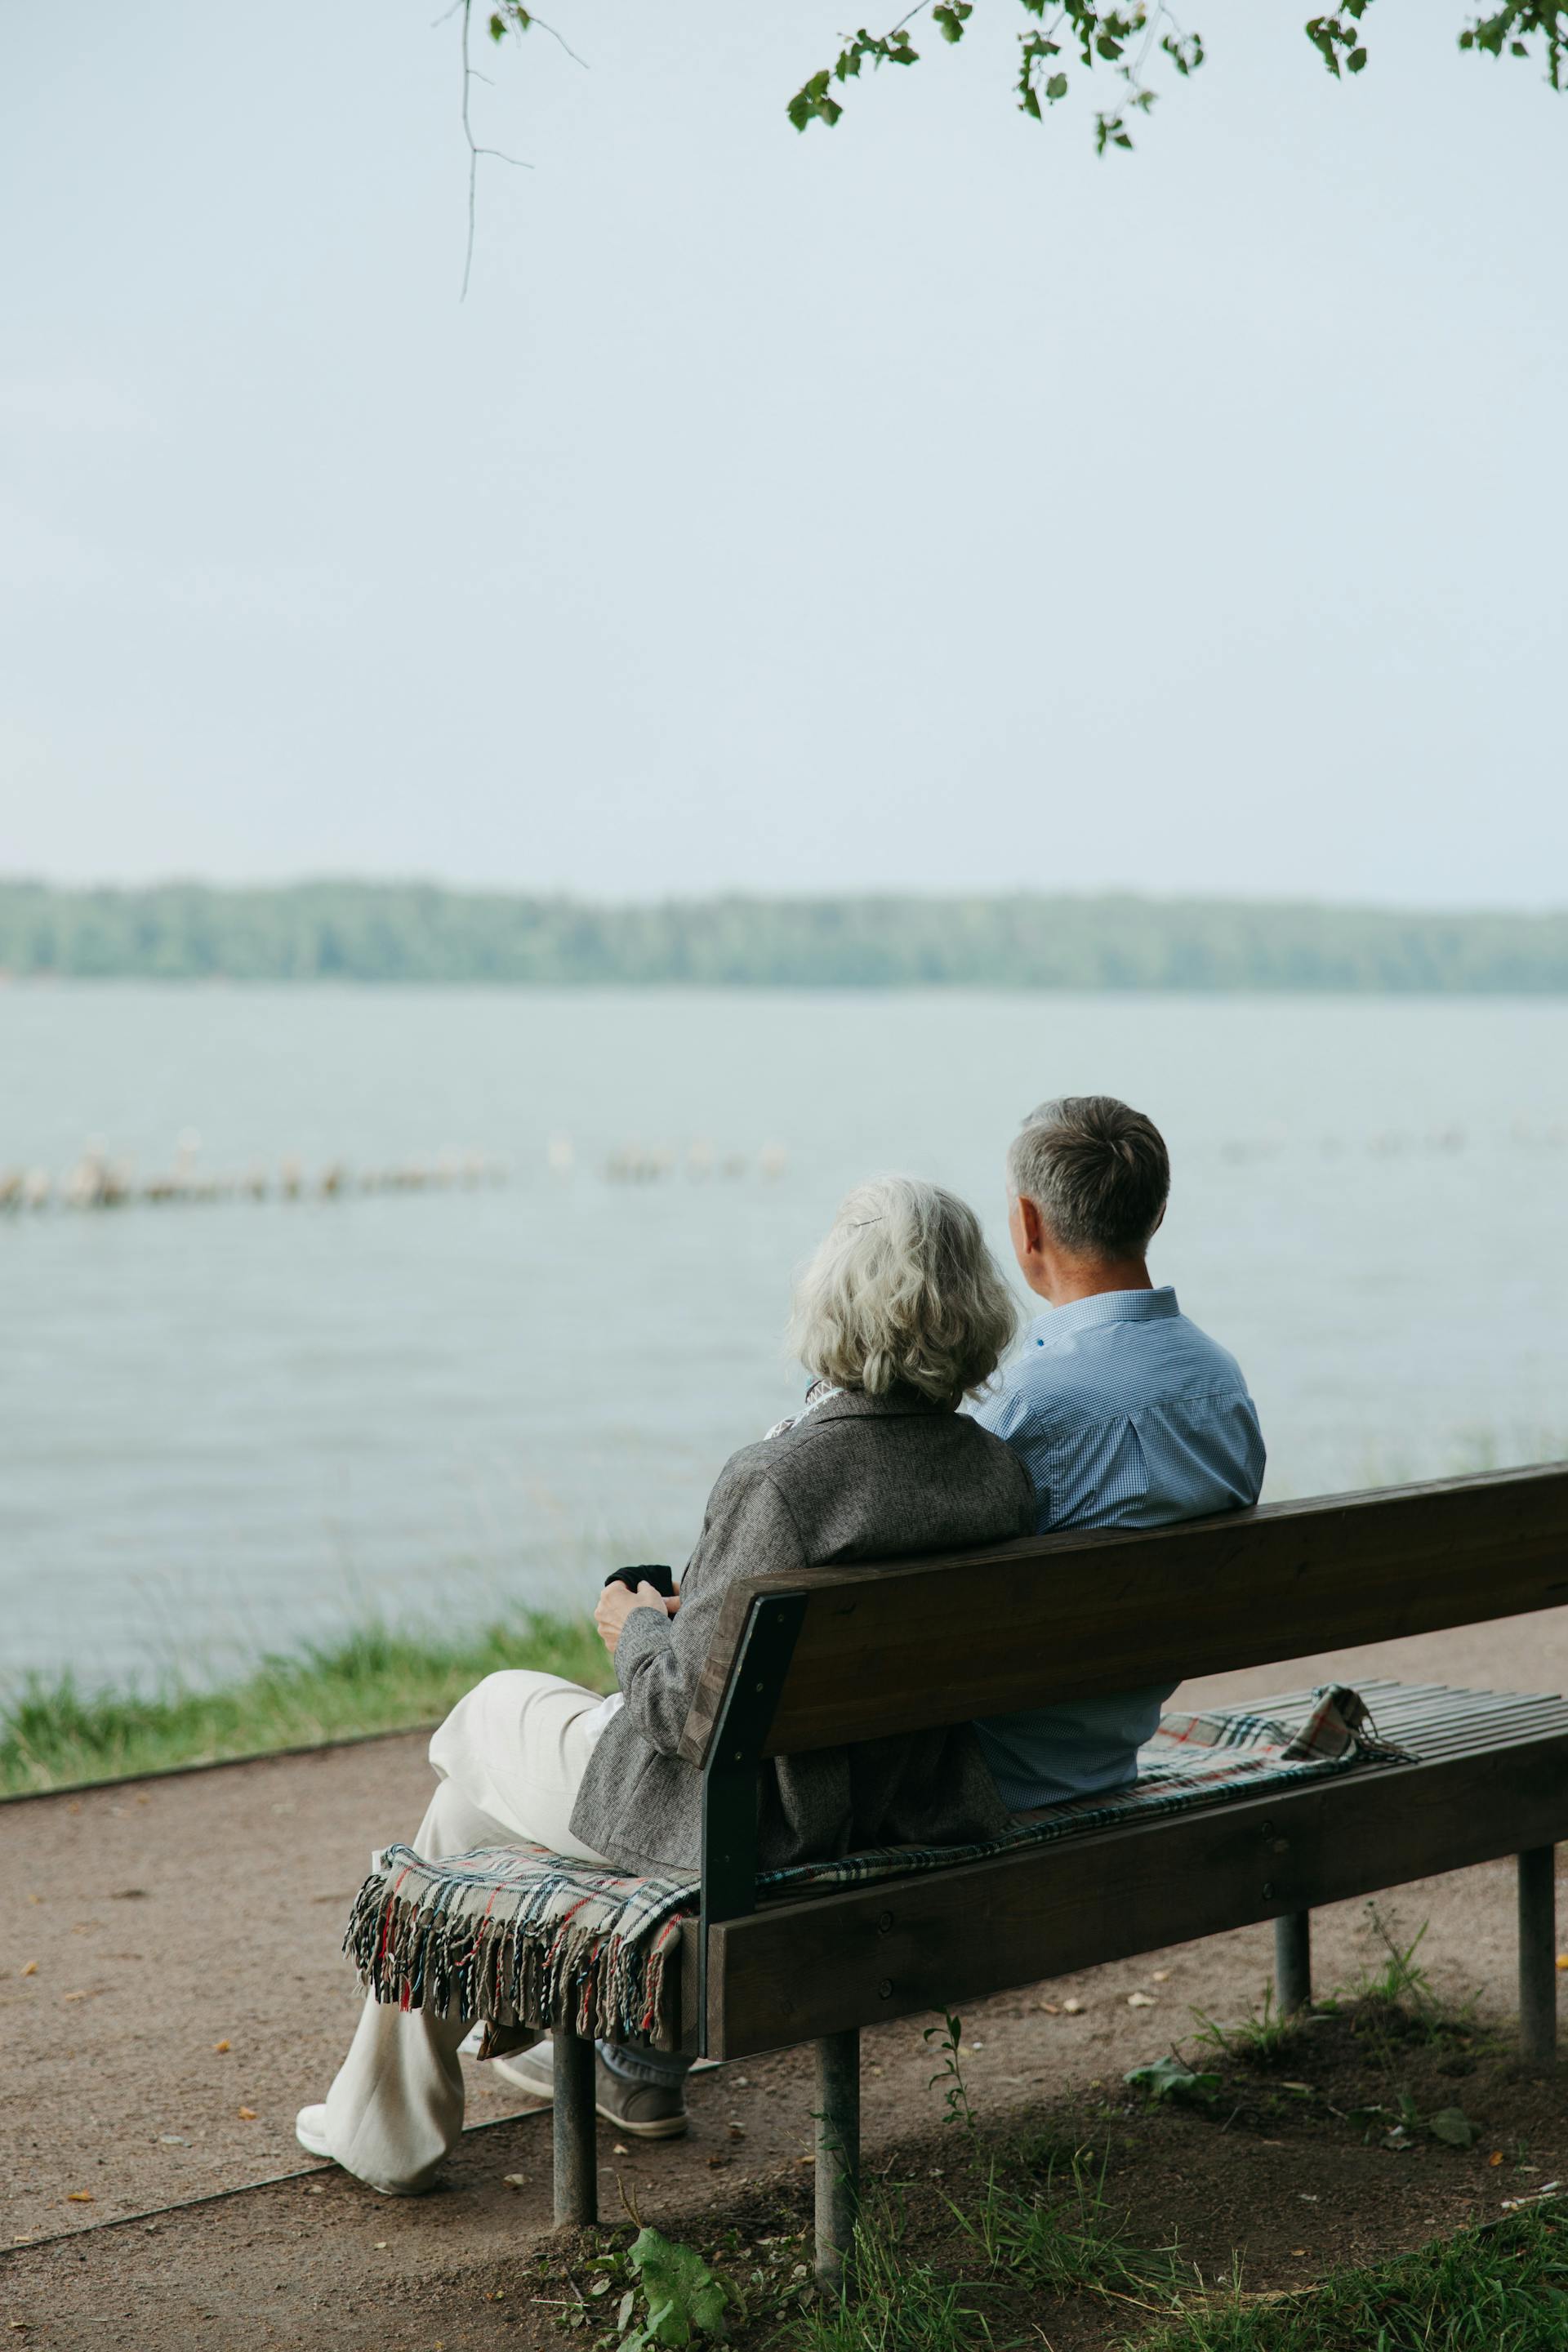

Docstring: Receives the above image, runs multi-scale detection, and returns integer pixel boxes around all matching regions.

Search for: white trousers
[320,1669,609,2194]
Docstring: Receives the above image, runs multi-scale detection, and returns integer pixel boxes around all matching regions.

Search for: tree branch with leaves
[478,0,1565,155]
[773,0,1567,151]
[465,1,1561,287]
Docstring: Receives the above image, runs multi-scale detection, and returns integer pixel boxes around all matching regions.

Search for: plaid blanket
[345,1684,1407,2047]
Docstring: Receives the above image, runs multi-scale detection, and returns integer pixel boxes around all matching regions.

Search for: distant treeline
[2,880,1567,993]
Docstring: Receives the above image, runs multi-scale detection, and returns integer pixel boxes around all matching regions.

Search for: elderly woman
[297,1174,1030,2191]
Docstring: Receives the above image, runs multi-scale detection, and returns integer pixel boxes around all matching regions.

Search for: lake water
[4,983,1567,1689]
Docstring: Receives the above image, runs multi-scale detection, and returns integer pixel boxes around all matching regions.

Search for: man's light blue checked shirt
[970,1286,1265,1811]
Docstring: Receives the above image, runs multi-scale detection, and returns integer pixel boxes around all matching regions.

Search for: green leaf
[1428,2105,1478,2148]
[1045,69,1070,97]
[788,67,846,131]
[1125,2056,1223,2105]
[626,2230,736,2349]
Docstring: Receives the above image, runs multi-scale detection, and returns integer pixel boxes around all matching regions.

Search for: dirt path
[4,1609,1567,2347]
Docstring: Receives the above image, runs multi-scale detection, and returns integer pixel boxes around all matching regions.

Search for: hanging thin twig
[460,0,534,301]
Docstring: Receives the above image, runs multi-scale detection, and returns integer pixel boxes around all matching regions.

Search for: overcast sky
[2,2,1564,906]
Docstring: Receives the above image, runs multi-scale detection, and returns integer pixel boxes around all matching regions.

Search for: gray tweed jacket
[569,1388,1034,1876]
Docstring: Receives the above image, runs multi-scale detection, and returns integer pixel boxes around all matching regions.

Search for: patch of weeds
[1117,2202,1568,2350]
[1359,1909,1437,2009]
[1190,1986,1311,2071]
[1010,2124,1094,2172]
[570,2217,817,2346]
[985,2140,1189,2301]
[1348,1908,1478,2051]
[1323,1905,1489,2143]
[1340,2090,1480,2153]
[795,2198,989,2352]
[924,2014,1188,2305]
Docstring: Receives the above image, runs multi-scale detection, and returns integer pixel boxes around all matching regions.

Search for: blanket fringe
[342,1862,681,2045]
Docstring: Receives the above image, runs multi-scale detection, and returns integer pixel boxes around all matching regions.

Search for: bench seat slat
[1396,1715,1568,1754]
[1219,1682,1568,1740]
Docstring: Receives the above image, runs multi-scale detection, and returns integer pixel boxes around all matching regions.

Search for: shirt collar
[1026,1285,1180,1347]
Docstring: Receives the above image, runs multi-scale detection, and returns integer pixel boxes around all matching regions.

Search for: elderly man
[972,1094,1266,1812]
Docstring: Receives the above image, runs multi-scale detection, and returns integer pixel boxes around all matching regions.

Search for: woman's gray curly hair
[786,1175,1018,1407]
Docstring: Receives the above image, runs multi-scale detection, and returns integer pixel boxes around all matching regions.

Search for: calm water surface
[3,985,1566,1686]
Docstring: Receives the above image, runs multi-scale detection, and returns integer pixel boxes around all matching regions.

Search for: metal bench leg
[1274,1912,1312,2017]
[813,2029,860,2294]
[1518,1847,1557,2069]
[553,2017,599,2227]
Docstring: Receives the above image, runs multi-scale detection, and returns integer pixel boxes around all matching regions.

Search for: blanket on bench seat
[344,1684,1408,2048]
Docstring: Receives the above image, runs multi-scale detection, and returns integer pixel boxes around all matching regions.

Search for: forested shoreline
[3,879,1567,993]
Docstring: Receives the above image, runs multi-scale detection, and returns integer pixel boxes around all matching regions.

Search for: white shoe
[294,2102,420,2194]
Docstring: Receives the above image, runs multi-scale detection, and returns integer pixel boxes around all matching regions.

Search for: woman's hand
[595,1579,674,1657]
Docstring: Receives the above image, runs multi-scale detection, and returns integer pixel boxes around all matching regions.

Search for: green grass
[1190,1984,1309,2069]
[0,1610,612,1796]
[921,2016,1186,2305]
[1123,2207,1568,2350]
[781,2201,985,2352]
[779,2203,1568,2352]
[785,2016,1568,2352]
[960,2136,1183,2299]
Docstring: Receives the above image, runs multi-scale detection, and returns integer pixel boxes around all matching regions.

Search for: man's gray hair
[1007,1095,1169,1259]
[787,1174,1018,1407]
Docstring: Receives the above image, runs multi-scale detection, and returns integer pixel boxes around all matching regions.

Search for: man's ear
[1018,1193,1046,1256]
[1150,1200,1168,1239]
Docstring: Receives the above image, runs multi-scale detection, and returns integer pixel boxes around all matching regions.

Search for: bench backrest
[680,1463,1568,1767]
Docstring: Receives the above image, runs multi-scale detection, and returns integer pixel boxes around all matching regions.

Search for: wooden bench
[540,1463,1568,2282]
